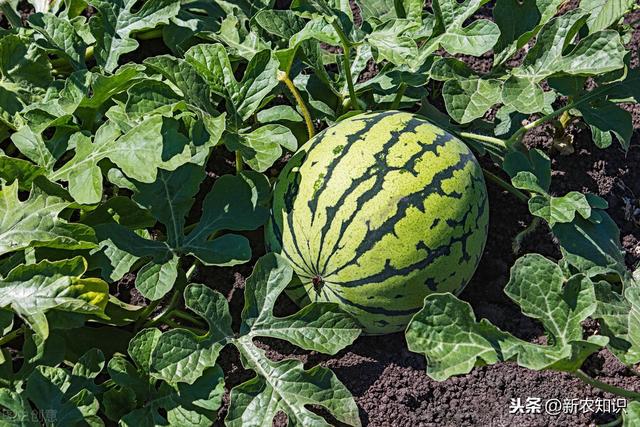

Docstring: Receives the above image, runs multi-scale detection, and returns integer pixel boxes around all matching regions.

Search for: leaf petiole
[330,20,359,111]
[390,83,407,110]
[573,369,640,400]
[235,151,244,174]
[482,168,528,203]
[459,132,508,152]
[171,309,206,328]
[0,1,22,28]
[278,71,315,140]
[0,326,25,347]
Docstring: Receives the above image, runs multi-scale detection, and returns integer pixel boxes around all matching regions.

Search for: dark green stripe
[317,128,453,274]
[324,150,475,282]
[307,110,402,226]
[324,284,420,316]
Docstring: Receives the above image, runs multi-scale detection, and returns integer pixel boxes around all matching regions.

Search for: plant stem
[135,299,162,329]
[0,2,22,28]
[0,326,25,347]
[330,20,359,110]
[278,71,315,140]
[598,417,622,427]
[171,309,206,328]
[235,151,244,174]
[459,132,508,151]
[135,28,163,41]
[390,83,407,110]
[144,290,181,328]
[574,369,640,400]
[163,319,206,335]
[482,168,529,203]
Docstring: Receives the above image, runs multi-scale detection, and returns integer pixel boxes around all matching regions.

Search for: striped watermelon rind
[266,111,489,335]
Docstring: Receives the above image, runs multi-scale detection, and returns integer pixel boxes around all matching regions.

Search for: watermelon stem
[390,83,407,110]
[482,169,528,203]
[573,369,640,400]
[458,132,506,148]
[330,20,359,111]
[235,151,244,174]
[278,71,316,140]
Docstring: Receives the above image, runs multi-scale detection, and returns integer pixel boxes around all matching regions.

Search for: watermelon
[266,111,489,334]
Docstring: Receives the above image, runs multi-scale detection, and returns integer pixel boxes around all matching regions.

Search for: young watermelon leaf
[89,0,181,73]
[95,163,269,300]
[624,401,640,426]
[150,253,361,426]
[104,328,224,426]
[29,12,88,70]
[22,349,104,425]
[49,112,224,204]
[0,257,109,342]
[427,0,500,57]
[0,181,96,256]
[406,254,608,380]
[593,282,640,366]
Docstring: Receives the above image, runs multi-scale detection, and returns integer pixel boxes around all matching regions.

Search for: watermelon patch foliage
[0,0,638,425]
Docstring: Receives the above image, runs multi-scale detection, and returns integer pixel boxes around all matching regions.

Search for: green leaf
[407,254,607,380]
[214,14,271,61]
[151,284,232,384]
[0,389,38,426]
[0,34,52,127]
[0,181,96,256]
[0,257,108,340]
[431,0,499,56]
[356,0,423,22]
[367,20,419,67]
[184,44,280,123]
[501,76,546,114]
[593,282,640,365]
[492,0,563,65]
[553,211,627,278]
[442,77,501,123]
[135,257,180,301]
[229,340,362,427]
[227,124,298,173]
[289,16,342,47]
[240,253,360,354]
[582,0,635,33]
[624,401,640,426]
[528,192,592,226]
[25,362,102,425]
[439,18,500,56]
[89,0,181,72]
[407,293,518,381]
[29,12,87,70]
[106,327,224,426]
[148,253,360,424]
[78,64,145,109]
[94,163,266,299]
[513,11,626,81]
[124,79,183,119]
[579,100,633,150]
[503,149,551,191]
[51,113,220,204]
